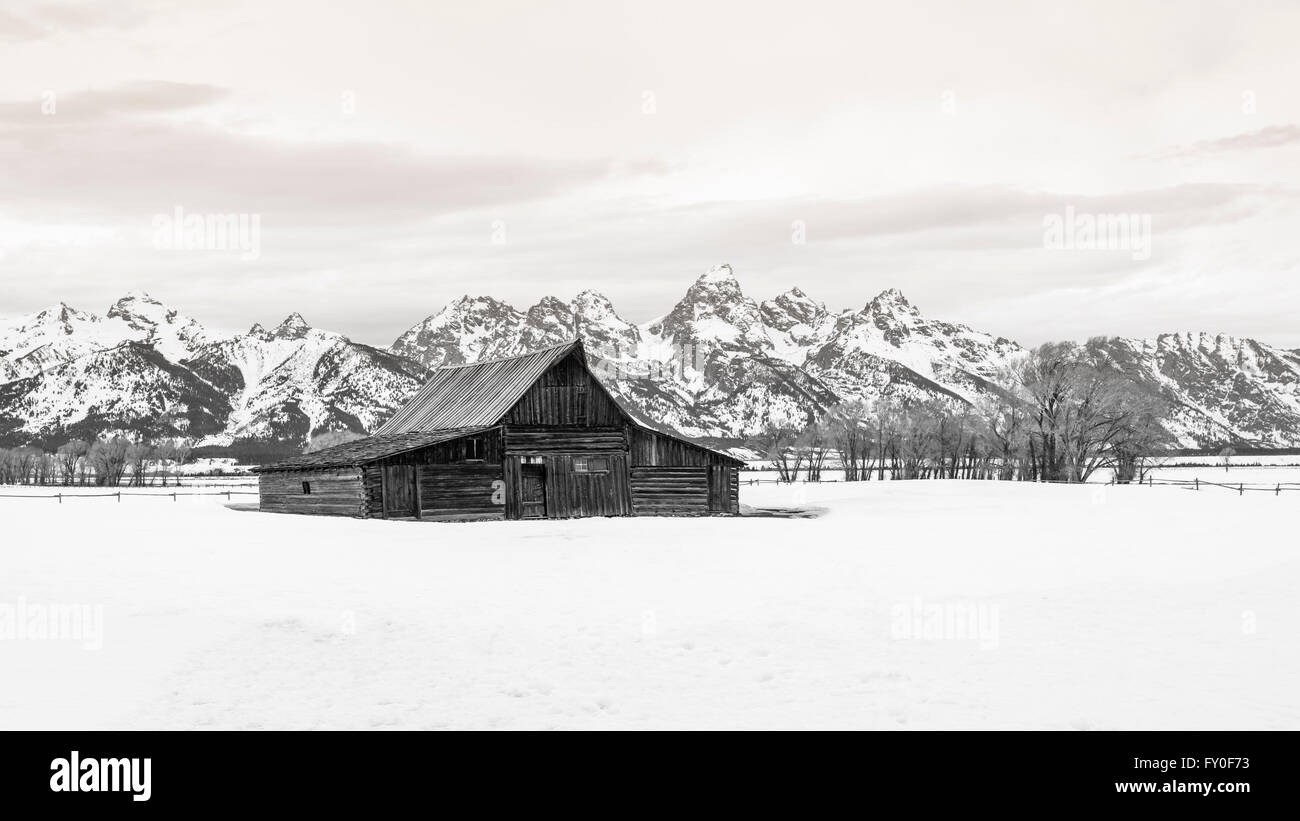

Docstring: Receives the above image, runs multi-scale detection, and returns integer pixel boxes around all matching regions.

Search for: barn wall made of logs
[503,426,626,454]
[629,466,711,516]
[259,468,365,517]
[500,352,624,427]
[707,464,740,514]
[417,463,505,521]
[361,465,384,518]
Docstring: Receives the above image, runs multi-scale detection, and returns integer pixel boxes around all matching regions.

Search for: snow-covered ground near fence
[1,480,1297,730]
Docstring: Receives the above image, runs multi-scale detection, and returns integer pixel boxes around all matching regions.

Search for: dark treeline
[0,436,194,487]
[749,339,1175,484]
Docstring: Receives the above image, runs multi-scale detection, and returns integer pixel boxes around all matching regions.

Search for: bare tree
[825,400,873,481]
[126,441,155,487]
[88,437,130,486]
[56,440,89,486]
[800,417,833,482]
[747,420,804,482]
[1012,339,1173,483]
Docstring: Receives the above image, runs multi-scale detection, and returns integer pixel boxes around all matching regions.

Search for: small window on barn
[574,456,609,474]
[575,386,588,424]
[465,438,484,462]
[302,481,311,494]
[521,455,543,465]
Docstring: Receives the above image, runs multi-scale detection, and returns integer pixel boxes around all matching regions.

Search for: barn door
[520,465,547,519]
[383,465,418,518]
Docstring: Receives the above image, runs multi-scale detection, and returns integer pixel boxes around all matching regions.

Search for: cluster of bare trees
[749,339,1172,484]
[0,437,193,486]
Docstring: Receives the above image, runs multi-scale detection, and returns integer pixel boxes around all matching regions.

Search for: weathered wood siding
[629,466,710,516]
[368,429,503,467]
[503,426,626,453]
[416,463,504,521]
[501,455,523,520]
[361,465,383,518]
[708,464,740,514]
[541,453,631,518]
[500,352,624,427]
[630,427,734,467]
[259,468,365,516]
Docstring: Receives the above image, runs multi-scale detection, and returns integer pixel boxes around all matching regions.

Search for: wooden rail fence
[743,476,1300,494]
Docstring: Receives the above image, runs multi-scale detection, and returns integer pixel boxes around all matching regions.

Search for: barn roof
[254,427,491,471]
[375,339,587,434]
[258,338,745,472]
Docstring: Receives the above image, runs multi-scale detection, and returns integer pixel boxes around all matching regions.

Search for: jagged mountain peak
[272,312,312,339]
[389,294,524,368]
[648,264,768,352]
[761,287,827,331]
[572,289,616,309]
[866,287,918,313]
[449,293,516,311]
[32,302,97,326]
[697,262,736,283]
[106,291,175,327]
[529,295,571,312]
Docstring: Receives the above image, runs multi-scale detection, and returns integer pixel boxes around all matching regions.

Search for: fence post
[172,492,177,502]
[1276,483,1281,497]
[116,491,121,503]
[1239,483,1244,496]
[58,493,62,504]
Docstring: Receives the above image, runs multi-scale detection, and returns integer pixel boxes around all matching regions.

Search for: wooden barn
[254,340,743,521]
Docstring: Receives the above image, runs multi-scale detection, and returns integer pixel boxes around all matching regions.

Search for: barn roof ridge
[373,339,589,434]
[435,338,582,369]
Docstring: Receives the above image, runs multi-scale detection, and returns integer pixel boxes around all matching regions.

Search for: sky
[1,0,1298,348]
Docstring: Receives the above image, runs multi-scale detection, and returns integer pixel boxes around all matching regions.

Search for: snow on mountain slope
[106,291,211,363]
[2,269,1298,449]
[389,296,524,368]
[645,264,774,358]
[0,298,429,447]
[0,303,136,383]
[1088,333,1300,448]
[188,314,428,445]
[759,287,834,364]
[0,342,231,445]
[803,288,1022,404]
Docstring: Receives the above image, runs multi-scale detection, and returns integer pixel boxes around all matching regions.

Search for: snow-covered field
[2,479,1297,730]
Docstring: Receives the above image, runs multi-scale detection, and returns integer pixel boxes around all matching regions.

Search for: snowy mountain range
[2,265,1298,451]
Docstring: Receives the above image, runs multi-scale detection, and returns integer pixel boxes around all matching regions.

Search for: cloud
[1148,124,1300,160]
[636,184,1277,249]
[0,83,613,223]
[0,81,229,125]
[0,1,150,41]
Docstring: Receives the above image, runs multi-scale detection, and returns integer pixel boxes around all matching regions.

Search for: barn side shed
[254,340,743,520]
